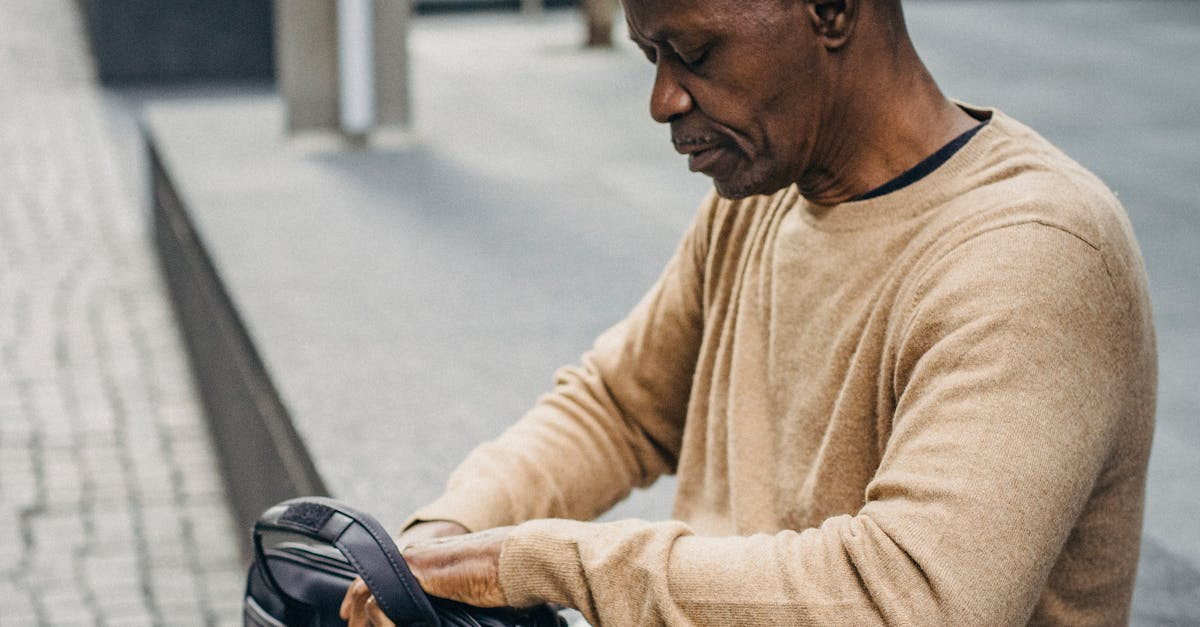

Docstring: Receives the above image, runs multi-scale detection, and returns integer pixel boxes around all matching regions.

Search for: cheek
[696,72,796,153]
[754,117,797,163]
[692,89,773,157]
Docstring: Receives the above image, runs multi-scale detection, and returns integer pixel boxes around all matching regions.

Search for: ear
[804,0,856,50]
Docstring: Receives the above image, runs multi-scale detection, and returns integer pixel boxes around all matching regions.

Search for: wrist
[398,520,470,550]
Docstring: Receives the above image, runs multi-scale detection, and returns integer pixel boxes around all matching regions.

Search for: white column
[338,0,376,137]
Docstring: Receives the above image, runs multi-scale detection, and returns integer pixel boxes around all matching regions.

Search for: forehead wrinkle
[626,1,777,45]
[625,11,678,46]
[627,21,717,50]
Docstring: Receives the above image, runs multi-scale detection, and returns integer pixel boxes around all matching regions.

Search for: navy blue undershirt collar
[851,119,988,202]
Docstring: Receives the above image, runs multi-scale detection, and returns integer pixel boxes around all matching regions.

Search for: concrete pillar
[582,0,618,47]
[275,1,338,133]
[374,0,411,132]
[274,0,410,139]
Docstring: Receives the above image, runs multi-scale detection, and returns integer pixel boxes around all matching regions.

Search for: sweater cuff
[497,519,593,609]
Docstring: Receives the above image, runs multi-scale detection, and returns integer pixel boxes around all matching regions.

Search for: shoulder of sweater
[890,113,1152,328]
[869,110,1143,315]
[955,111,1132,255]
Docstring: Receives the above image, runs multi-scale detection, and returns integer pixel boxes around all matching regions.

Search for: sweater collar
[797,103,1001,232]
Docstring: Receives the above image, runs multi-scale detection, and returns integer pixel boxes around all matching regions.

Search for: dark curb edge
[146,130,328,559]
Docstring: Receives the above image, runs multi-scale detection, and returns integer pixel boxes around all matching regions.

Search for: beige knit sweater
[409,108,1157,626]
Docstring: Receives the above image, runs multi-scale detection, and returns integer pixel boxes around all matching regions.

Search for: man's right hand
[339,520,470,626]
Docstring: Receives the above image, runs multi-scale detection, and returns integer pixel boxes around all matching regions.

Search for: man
[344,0,1156,624]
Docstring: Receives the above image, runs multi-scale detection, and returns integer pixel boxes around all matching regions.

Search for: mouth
[686,146,724,173]
[673,137,724,174]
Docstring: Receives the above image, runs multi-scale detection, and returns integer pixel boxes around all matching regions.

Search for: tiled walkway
[0,2,244,625]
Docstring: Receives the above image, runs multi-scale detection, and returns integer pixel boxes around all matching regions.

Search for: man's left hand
[340,526,515,626]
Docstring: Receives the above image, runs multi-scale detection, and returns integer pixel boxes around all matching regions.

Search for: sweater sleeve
[496,223,1155,626]
[404,192,718,534]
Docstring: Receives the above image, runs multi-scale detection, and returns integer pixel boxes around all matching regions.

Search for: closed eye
[678,46,709,69]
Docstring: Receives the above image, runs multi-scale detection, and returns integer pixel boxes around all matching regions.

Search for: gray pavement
[0,1,245,625]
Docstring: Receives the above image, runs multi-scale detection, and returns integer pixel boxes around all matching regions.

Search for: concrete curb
[148,134,328,557]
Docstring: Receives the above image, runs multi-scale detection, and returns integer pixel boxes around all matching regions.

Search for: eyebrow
[625,16,689,47]
[629,27,708,53]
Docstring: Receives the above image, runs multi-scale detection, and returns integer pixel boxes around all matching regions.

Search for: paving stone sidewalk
[0,2,245,625]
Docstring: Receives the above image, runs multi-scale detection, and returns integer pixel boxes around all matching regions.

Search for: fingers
[340,577,394,627]
[364,595,395,627]
[339,577,367,620]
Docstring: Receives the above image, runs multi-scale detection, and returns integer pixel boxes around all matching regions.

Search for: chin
[714,186,756,200]
[713,172,788,200]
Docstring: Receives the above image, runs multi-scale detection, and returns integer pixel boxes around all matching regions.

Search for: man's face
[625,0,827,199]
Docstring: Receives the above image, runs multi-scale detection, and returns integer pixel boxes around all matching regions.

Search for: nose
[650,61,693,124]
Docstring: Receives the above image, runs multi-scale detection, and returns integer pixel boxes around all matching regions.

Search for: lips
[673,137,724,174]
[686,145,724,173]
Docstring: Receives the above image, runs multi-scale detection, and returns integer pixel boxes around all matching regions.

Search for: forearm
[406,320,693,534]
[497,507,1050,627]
[407,358,679,533]
[497,517,922,626]
[408,201,714,532]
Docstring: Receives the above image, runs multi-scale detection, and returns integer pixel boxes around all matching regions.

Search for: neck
[798,44,978,205]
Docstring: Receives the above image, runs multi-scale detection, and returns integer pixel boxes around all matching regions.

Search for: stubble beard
[713,163,786,200]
